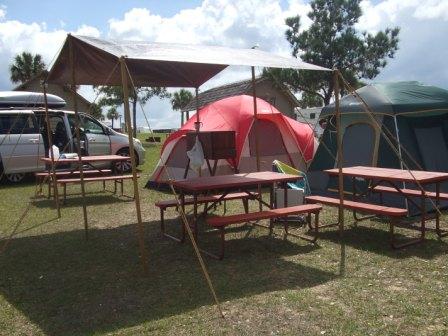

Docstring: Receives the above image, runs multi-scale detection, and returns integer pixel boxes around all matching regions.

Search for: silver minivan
[0,103,145,183]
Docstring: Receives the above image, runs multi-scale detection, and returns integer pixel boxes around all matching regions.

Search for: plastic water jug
[49,145,60,160]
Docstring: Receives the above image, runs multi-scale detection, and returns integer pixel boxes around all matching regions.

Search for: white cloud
[106,0,312,128]
[355,0,448,88]
[0,6,6,20]
[74,24,101,38]
[0,0,447,129]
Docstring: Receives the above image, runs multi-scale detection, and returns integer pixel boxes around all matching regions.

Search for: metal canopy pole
[69,34,89,239]
[41,83,61,218]
[251,66,261,172]
[334,69,344,234]
[120,57,149,274]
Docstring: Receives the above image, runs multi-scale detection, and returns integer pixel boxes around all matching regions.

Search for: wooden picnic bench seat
[204,204,322,259]
[35,169,112,177]
[305,195,411,249]
[372,185,448,239]
[58,174,139,203]
[35,169,113,197]
[305,195,408,217]
[372,185,448,201]
[156,192,259,242]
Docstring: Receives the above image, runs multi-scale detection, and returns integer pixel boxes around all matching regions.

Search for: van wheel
[5,173,26,183]
[115,148,133,173]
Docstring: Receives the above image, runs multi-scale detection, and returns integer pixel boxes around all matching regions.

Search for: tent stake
[69,35,89,240]
[120,57,149,274]
[334,69,344,235]
[251,66,261,172]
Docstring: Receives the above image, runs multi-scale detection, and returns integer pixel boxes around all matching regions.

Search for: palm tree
[171,89,194,125]
[106,107,120,129]
[9,52,46,84]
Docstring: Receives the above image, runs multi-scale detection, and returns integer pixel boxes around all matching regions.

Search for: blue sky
[0,0,447,129]
[1,0,202,31]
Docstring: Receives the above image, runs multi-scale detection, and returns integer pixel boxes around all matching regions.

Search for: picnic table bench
[305,195,408,248]
[372,185,448,238]
[155,191,259,242]
[35,169,112,197]
[58,174,139,203]
[206,204,321,259]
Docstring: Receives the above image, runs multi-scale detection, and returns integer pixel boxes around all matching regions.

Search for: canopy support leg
[120,57,149,274]
[69,34,89,239]
[334,69,344,235]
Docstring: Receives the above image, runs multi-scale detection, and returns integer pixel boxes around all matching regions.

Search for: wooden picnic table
[40,154,133,204]
[170,171,322,258]
[41,154,130,165]
[324,165,448,246]
[171,171,301,236]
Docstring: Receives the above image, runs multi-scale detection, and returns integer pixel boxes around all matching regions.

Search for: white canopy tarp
[47,35,330,87]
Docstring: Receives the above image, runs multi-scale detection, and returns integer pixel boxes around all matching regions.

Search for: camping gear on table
[147,95,317,188]
[272,159,310,208]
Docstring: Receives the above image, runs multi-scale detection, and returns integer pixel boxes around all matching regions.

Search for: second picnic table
[313,166,448,247]
[40,154,134,203]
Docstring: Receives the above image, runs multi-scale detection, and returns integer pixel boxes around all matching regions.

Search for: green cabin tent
[308,81,448,212]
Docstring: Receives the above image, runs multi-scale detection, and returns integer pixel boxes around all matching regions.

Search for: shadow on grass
[317,223,448,259]
[32,193,133,208]
[0,220,335,336]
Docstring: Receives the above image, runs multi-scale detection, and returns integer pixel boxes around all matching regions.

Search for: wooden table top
[41,155,130,164]
[325,166,448,183]
[171,171,301,192]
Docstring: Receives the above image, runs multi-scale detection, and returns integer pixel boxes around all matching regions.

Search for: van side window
[81,115,105,135]
[0,114,38,134]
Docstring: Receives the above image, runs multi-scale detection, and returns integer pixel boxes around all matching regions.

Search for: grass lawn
[0,133,447,336]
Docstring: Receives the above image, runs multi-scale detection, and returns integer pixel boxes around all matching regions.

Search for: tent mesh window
[168,137,189,168]
[248,120,287,156]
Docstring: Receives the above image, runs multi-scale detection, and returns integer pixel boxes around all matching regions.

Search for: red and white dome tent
[148,95,317,188]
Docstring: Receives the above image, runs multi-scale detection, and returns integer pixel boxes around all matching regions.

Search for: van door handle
[28,139,40,143]
[88,137,96,141]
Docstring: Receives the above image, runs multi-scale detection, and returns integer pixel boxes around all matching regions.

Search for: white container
[49,145,60,160]
[275,188,304,208]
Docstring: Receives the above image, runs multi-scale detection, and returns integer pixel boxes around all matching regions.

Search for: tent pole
[393,115,409,212]
[251,66,261,172]
[69,34,89,239]
[120,57,149,274]
[194,87,202,177]
[194,87,200,132]
[334,69,344,235]
[41,82,61,218]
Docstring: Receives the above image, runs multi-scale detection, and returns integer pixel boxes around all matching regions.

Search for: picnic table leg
[193,193,198,239]
[269,184,274,232]
[421,187,426,240]
[434,182,447,238]
[390,187,426,249]
[48,176,52,199]
[180,192,186,242]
